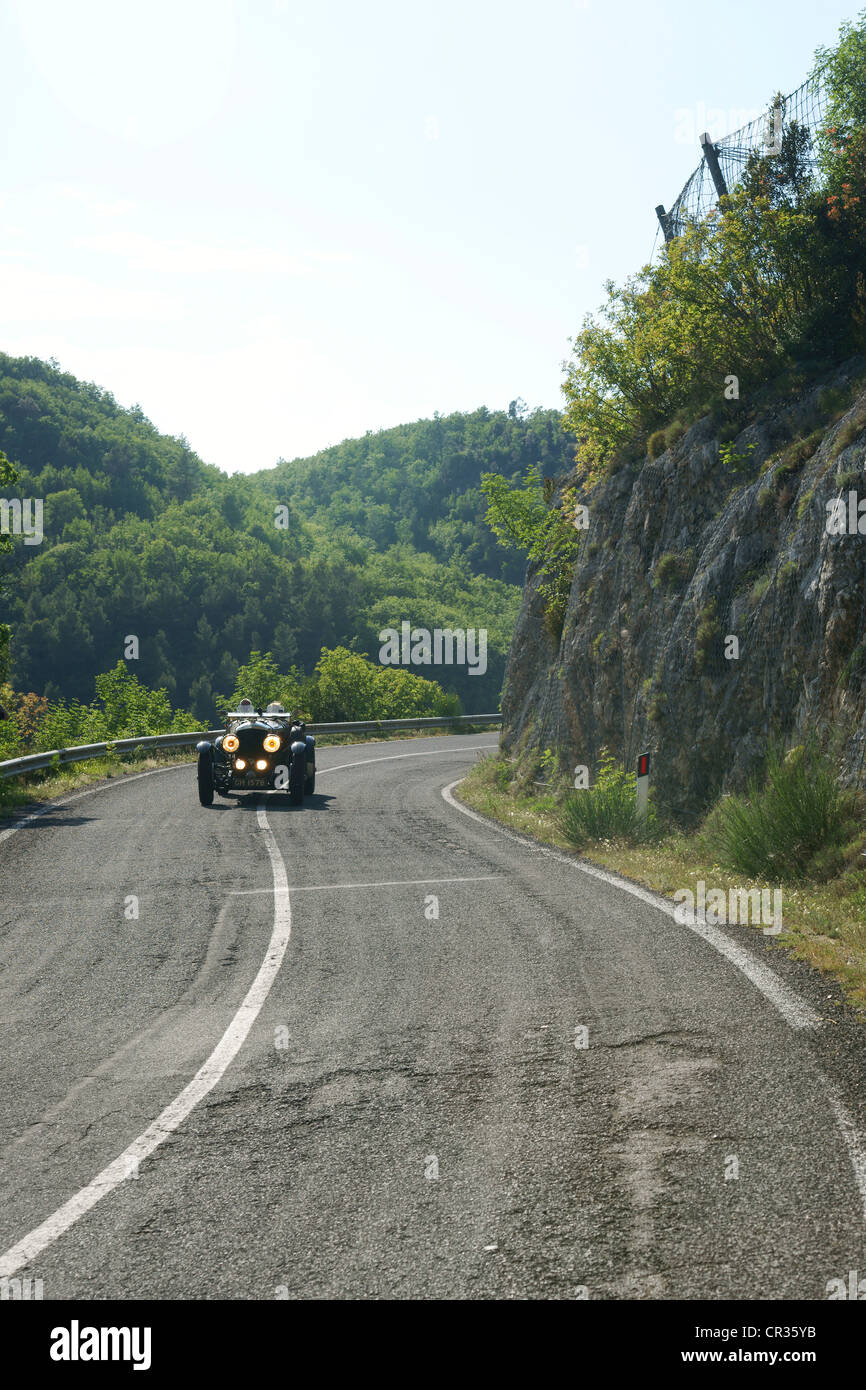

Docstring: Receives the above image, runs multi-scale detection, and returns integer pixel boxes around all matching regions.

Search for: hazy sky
[0,0,856,474]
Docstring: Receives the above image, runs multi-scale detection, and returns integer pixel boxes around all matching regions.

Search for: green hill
[0,355,575,716]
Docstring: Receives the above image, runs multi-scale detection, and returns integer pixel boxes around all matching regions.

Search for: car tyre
[289,749,305,805]
[197,749,215,806]
[304,767,315,795]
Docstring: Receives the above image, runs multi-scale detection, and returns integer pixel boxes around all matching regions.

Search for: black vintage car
[196,700,316,806]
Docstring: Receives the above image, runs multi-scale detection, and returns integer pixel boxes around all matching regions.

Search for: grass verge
[457,752,866,1016]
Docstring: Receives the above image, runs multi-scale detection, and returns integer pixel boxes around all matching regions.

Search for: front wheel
[304,767,316,795]
[197,749,214,806]
[289,750,305,805]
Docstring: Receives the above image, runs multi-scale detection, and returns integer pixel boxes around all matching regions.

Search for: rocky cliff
[501,359,866,821]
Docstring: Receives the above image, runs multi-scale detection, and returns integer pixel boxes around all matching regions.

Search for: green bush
[703,738,860,881]
[757,487,775,512]
[561,16,866,485]
[653,550,693,591]
[481,463,582,637]
[0,645,462,765]
[648,430,668,460]
[695,600,720,670]
[559,747,658,845]
[648,690,668,723]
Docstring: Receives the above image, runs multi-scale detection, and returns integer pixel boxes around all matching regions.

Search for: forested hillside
[264,403,571,586]
[0,355,574,715]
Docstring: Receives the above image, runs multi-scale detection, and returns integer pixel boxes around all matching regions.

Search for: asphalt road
[1,733,865,1300]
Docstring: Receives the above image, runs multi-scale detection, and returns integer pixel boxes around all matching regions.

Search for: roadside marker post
[636,751,650,823]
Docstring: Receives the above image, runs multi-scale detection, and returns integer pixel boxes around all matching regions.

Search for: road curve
[1,733,865,1300]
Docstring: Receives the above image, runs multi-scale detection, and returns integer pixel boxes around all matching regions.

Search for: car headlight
[255,759,268,771]
[235,758,246,770]
[263,734,281,752]
[224,735,239,752]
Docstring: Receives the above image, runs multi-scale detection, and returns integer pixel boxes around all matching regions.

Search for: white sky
[0,0,856,474]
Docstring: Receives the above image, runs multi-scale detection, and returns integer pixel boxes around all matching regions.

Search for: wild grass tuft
[702,738,861,881]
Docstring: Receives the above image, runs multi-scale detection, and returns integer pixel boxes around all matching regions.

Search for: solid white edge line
[318,744,495,776]
[0,804,292,1279]
[826,1090,866,1218]
[442,778,866,1221]
[440,778,820,1031]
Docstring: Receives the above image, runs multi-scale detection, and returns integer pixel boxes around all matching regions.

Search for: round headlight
[255,759,268,771]
[263,734,281,752]
[235,758,246,770]
[224,734,239,752]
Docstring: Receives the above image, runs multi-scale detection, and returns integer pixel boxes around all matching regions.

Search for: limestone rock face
[501,361,866,820]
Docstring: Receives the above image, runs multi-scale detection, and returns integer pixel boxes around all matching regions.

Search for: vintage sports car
[196,699,316,806]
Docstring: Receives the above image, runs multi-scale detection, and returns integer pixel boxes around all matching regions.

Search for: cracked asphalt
[1,733,866,1300]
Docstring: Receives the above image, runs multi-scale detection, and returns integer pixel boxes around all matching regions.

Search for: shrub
[481,463,581,637]
[757,487,775,512]
[720,440,758,474]
[702,738,860,881]
[559,747,659,845]
[695,600,720,669]
[653,549,694,591]
[783,429,824,469]
[796,487,815,519]
[648,430,668,460]
[830,400,866,459]
[749,573,772,606]
[648,690,668,723]
[562,15,866,483]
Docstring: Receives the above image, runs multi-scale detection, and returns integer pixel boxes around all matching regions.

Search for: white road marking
[229,874,503,894]
[0,737,496,1273]
[442,778,866,1222]
[827,1090,866,1218]
[0,804,292,1279]
[318,745,494,776]
[441,779,819,1031]
[0,739,497,848]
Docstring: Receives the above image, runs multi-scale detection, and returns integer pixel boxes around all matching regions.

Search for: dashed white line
[230,874,503,894]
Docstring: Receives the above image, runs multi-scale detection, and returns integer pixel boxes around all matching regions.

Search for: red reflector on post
[637,753,650,778]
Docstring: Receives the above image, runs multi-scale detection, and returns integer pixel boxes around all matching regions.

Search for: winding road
[1,733,865,1300]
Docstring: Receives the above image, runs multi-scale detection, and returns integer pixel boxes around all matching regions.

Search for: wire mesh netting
[660,70,830,241]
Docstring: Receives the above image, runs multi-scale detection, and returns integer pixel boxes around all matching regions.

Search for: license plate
[239,778,269,788]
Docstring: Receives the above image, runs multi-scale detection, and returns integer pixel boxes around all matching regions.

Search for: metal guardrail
[0,715,502,781]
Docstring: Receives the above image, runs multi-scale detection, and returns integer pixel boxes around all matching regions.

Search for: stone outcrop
[501,360,866,820]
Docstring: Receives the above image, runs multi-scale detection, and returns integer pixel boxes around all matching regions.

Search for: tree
[0,448,20,691]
